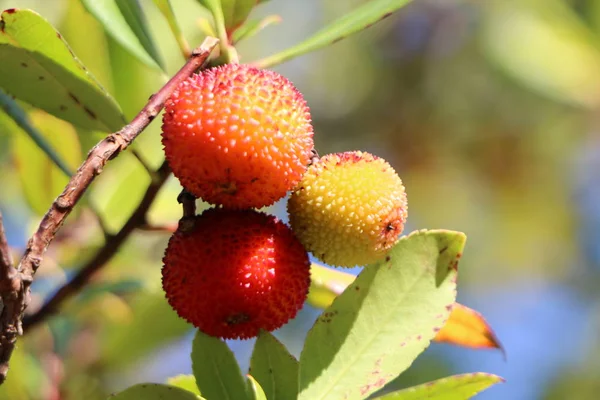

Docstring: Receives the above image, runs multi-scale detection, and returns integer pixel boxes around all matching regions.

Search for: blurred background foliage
[1,0,600,398]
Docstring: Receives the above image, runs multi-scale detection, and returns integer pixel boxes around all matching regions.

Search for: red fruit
[162,208,311,339]
[162,63,314,209]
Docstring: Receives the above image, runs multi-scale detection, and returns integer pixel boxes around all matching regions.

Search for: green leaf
[0,9,125,131]
[246,375,267,400]
[374,373,504,400]
[13,110,82,215]
[152,0,191,57]
[255,0,413,68]
[250,331,299,400]
[221,0,257,33]
[231,15,281,44]
[116,0,164,68]
[191,330,247,400]
[167,375,201,396]
[196,0,256,33]
[194,0,238,63]
[108,383,202,399]
[81,0,164,71]
[298,230,464,400]
[0,89,72,177]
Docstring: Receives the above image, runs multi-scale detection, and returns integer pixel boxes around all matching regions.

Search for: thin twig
[23,162,171,331]
[0,213,12,277]
[0,37,218,384]
[0,212,18,383]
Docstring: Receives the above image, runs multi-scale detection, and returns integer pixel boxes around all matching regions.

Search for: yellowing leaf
[434,303,505,354]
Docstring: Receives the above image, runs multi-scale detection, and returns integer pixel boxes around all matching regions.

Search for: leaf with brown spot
[308,263,503,355]
[0,9,125,131]
[434,303,505,355]
[299,230,464,400]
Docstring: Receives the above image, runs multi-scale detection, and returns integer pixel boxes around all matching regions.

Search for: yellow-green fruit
[287,151,408,267]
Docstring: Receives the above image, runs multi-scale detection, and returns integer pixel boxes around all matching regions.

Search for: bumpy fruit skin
[287,151,408,267]
[161,63,314,209]
[162,208,311,340]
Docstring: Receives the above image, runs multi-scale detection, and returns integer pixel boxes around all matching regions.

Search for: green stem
[205,0,238,63]
[152,0,192,58]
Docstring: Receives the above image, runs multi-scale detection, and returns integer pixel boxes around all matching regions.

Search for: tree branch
[23,161,171,331]
[0,37,218,384]
[0,212,18,382]
[0,213,12,278]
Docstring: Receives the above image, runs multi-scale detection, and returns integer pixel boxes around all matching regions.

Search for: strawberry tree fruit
[288,151,408,267]
[162,63,314,209]
[162,208,311,339]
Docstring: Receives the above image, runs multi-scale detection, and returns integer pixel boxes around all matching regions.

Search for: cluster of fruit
[160,64,408,339]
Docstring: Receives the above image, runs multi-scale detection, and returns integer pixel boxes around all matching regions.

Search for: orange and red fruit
[162,63,314,209]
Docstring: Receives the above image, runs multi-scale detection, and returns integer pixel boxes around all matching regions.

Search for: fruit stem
[177,190,197,218]
[203,0,238,64]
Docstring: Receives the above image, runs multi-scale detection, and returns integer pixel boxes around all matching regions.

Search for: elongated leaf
[108,383,203,399]
[13,110,82,215]
[0,89,72,176]
[250,331,299,400]
[81,0,163,71]
[246,375,267,400]
[0,9,125,131]
[231,15,281,44]
[198,0,258,35]
[255,0,413,68]
[191,330,247,400]
[299,230,464,400]
[434,303,505,354]
[116,0,164,68]
[152,0,191,56]
[375,373,504,400]
[221,0,257,34]
[195,0,227,40]
[167,375,201,396]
